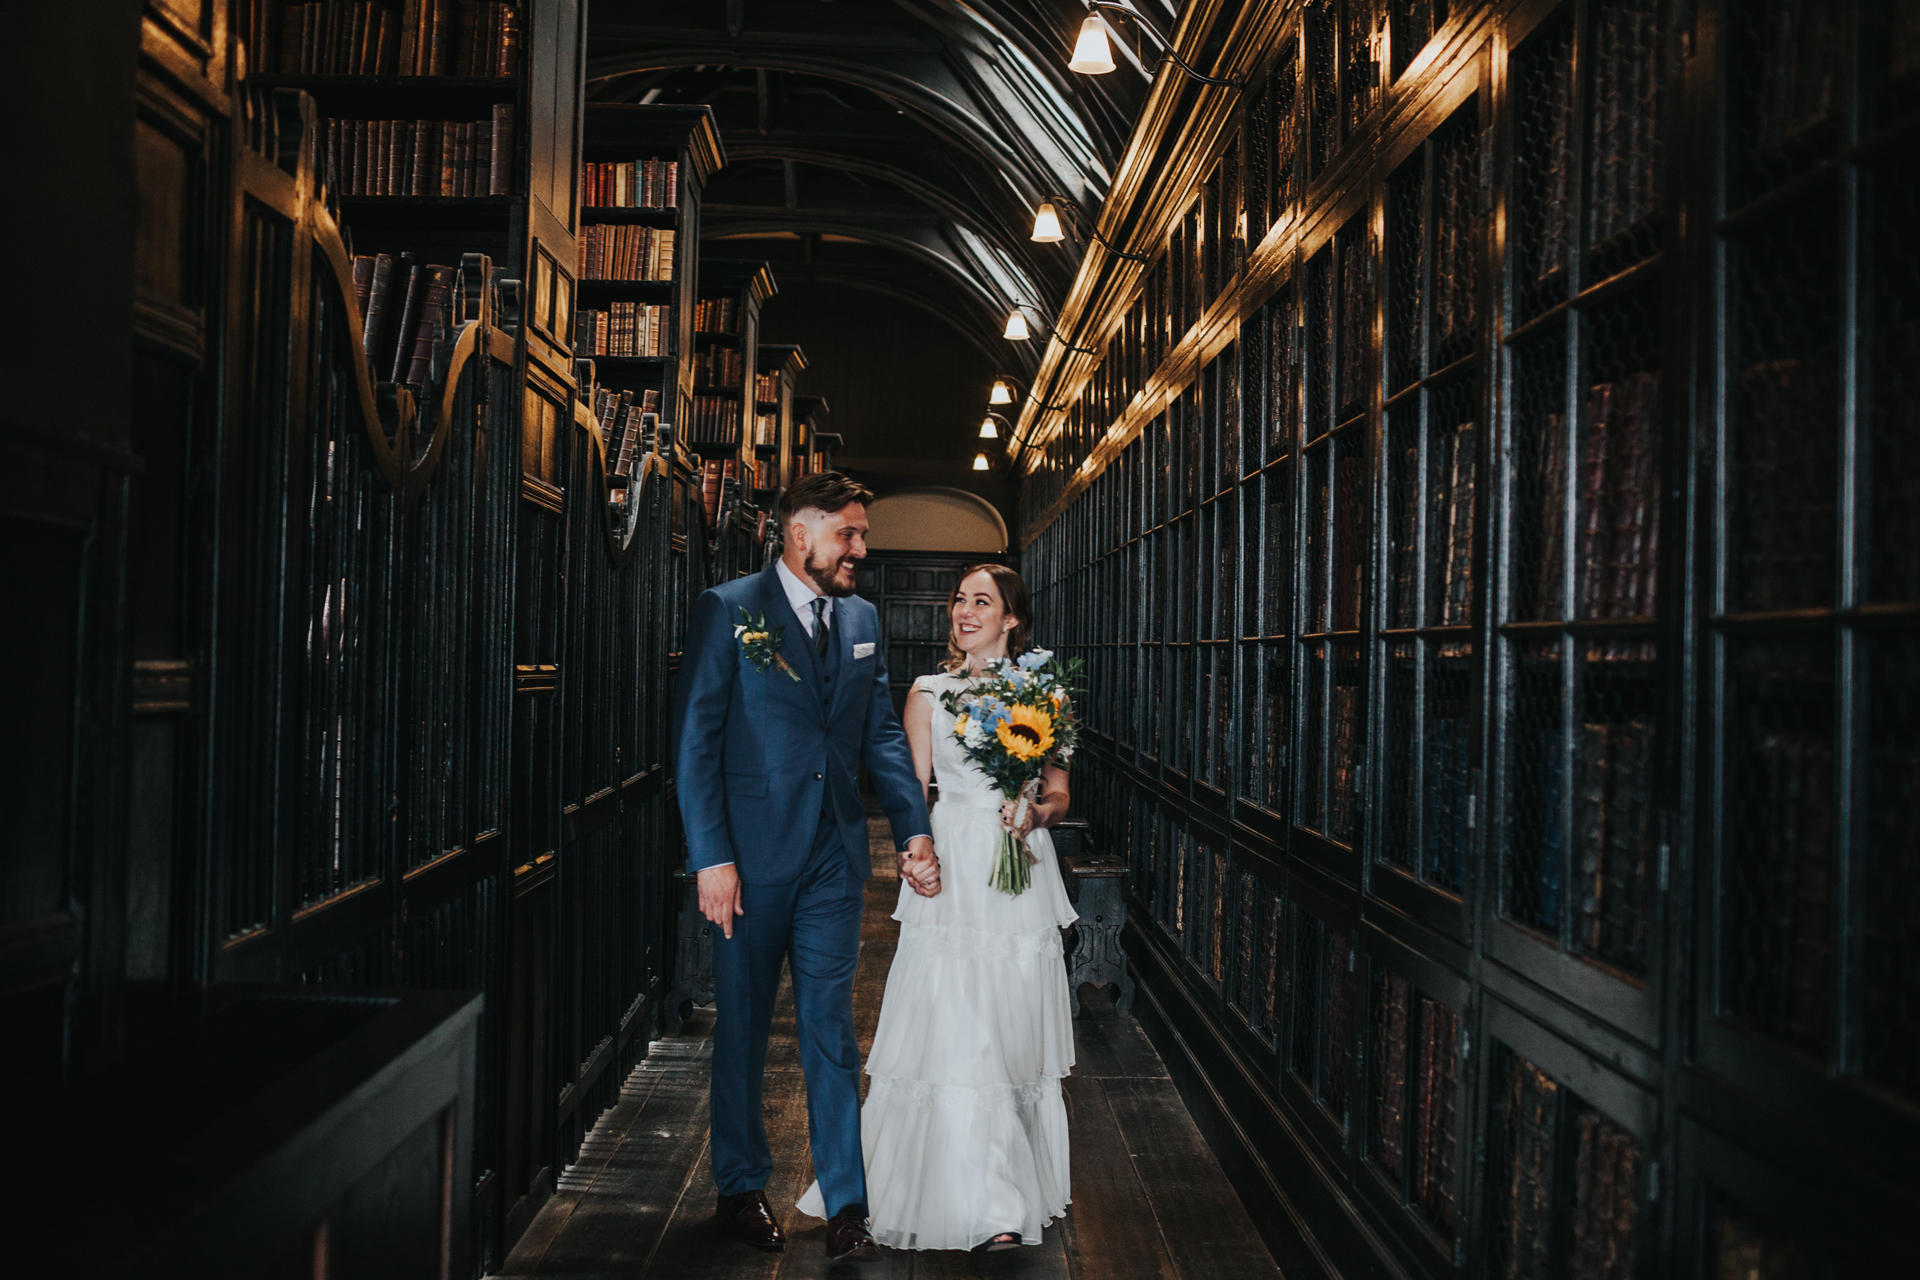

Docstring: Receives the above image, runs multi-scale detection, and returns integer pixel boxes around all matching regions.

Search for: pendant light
[989,378,1014,405]
[1030,201,1065,243]
[1068,15,1116,74]
[973,452,991,471]
[1003,309,1032,341]
[979,416,999,439]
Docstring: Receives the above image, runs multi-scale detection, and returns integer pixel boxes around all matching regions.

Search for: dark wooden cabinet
[1020,2,1920,1277]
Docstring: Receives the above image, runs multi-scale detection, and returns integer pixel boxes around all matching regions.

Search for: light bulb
[979,417,999,439]
[1069,15,1117,75]
[989,378,1013,405]
[973,452,991,471]
[1031,201,1065,243]
[1003,310,1031,341]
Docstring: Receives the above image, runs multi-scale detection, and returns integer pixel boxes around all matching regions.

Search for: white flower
[733,624,748,639]
[962,720,986,747]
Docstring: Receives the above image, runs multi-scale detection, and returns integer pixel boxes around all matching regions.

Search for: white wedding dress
[795,671,1078,1249]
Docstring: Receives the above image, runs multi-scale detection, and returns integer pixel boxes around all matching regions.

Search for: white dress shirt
[776,557,832,636]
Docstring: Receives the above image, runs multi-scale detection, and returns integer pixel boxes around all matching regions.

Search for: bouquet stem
[988,791,1036,896]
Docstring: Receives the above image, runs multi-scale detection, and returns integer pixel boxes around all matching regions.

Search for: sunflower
[996,704,1056,760]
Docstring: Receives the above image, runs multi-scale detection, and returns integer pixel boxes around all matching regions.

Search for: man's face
[790,502,868,597]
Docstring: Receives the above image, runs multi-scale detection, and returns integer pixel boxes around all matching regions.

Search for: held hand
[900,836,942,897]
[697,864,745,939]
[1000,799,1036,839]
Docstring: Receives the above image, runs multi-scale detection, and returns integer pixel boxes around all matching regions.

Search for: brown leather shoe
[825,1204,880,1262]
[716,1189,786,1250]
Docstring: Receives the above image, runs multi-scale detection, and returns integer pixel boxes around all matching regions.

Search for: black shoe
[716,1189,786,1250]
[825,1204,880,1262]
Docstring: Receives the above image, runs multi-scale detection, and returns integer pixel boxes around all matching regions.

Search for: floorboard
[495,816,1279,1280]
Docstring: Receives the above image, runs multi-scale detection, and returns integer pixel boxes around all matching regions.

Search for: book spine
[499,2,520,76]
[430,0,452,75]
[352,252,376,319]
[404,263,456,390]
[495,105,518,196]
[362,251,395,368]
[398,0,417,73]
[388,260,426,383]
[378,5,398,74]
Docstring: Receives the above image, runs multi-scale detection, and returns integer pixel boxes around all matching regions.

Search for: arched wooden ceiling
[585,0,1170,376]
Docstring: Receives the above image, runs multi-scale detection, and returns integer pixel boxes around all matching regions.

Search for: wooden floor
[499,817,1281,1279]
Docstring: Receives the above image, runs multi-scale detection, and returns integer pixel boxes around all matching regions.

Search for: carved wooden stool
[1051,823,1135,1018]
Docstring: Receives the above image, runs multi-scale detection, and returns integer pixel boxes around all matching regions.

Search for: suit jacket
[672,561,931,884]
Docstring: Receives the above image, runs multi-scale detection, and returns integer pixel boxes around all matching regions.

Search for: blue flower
[1018,649,1052,670]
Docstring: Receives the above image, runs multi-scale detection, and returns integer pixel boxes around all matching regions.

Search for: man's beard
[805,547,857,597]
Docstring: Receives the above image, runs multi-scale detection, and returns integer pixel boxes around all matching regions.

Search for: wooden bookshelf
[791,394,830,479]
[753,342,806,497]
[687,259,776,464]
[576,102,723,446]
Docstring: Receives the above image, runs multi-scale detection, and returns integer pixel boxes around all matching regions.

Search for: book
[368,252,412,380]
[1372,971,1411,1180]
[1499,1055,1560,1279]
[388,259,426,384]
[1437,422,1477,625]
[1411,996,1459,1235]
[1567,1106,1640,1280]
[489,104,514,194]
[1575,372,1660,619]
[351,253,377,320]
[403,262,457,391]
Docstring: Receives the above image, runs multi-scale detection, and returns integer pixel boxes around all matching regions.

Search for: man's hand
[698,864,745,939]
[899,835,941,897]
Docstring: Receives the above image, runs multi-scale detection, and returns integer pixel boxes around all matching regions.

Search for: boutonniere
[734,607,801,681]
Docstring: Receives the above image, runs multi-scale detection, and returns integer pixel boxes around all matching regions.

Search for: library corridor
[6,0,1916,1277]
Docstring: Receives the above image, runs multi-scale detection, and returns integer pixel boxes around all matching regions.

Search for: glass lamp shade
[973,452,991,471]
[979,417,999,439]
[1003,310,1032,341]
[989,378,1013,405]
[1031,201,1065,243]
[1069,16,1117,74]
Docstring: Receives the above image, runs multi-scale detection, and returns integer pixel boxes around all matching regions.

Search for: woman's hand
[899,837,942,896]
[1000,799,1036,838]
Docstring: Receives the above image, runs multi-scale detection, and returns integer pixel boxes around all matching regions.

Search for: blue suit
[671,561,930,1214]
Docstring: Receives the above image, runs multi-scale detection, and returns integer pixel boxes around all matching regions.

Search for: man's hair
[779,471,874,527]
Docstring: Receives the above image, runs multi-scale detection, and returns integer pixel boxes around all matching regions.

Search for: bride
[797,562,1077,1252]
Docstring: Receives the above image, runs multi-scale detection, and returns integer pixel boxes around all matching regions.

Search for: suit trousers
[709,810,868,1215]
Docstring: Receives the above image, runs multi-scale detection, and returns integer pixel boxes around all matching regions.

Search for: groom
[672,471,940,1261]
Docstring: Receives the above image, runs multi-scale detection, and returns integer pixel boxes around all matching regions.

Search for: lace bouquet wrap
[939,649,1083,895]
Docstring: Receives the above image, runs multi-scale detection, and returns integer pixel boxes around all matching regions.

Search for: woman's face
[951,570,1016,661]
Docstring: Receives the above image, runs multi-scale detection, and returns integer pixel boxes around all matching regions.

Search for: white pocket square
[853,642,876,659]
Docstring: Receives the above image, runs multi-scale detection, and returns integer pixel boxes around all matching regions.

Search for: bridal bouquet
[939,649,1083,896]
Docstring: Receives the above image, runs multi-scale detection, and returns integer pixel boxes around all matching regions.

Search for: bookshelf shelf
[580,205,679,227]
[247,73,519,112]
[577,278,674,293]
[338,194,516,209]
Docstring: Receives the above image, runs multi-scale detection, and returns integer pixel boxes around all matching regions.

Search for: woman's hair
[942,562,1033,673]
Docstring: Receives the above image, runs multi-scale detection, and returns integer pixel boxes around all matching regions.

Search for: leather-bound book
[399,0,420,73]
[377,6,398,74]
[403,263,457,391]
[408,120,432,196]
[361,252,396,369]
[351,254,376,322]
[455,0,477,76]
[490,104,514,194]
[428,0,453,75]
[498,2,519,76]
[387,258,425,384]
